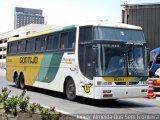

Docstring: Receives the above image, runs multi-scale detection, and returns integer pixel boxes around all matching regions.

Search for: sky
[0,0,160,34]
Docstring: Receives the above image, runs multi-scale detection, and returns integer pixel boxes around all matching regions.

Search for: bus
[6,21,148,100]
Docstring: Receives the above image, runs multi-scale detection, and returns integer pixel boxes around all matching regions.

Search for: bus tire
[65,78,76,101]
[19,73,25,89]
[14,72,19,88]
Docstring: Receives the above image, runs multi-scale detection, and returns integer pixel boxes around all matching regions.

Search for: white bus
[6,21,148,100]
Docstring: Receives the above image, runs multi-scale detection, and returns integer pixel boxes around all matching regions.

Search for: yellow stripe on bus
[6,54,44,85]
[103,77,134,82]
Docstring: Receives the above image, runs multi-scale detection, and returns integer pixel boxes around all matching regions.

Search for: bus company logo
[82,83,93,93]
[62,58,75,64]
[20,56,38,64]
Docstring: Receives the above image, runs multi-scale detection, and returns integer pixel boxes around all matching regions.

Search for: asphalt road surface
[0,70,160,115]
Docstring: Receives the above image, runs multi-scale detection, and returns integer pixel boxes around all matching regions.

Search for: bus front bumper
[94,86,148,99]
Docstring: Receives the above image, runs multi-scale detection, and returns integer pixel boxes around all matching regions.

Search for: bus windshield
[98,44,148,76]
[94,27,145,42]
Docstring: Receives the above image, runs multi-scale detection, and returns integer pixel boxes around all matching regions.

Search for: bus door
[82,45,95,97]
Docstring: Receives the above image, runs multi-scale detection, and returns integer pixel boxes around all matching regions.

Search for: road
[0,70,160,115]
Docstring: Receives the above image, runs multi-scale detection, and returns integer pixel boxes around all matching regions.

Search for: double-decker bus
[6,21,148,100]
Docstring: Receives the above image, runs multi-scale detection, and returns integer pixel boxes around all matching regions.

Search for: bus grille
[115,82,139,85]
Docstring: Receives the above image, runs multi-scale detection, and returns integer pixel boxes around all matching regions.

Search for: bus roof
[76,21,142,30]
[8,25,75,42]
[9,21,142,42]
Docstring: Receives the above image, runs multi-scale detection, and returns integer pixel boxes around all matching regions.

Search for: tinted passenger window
[68,31,75,48]
[7,43,11,54]
[18,40,26,53]
[26,38,35,52]
[60,32,68,49]
[10,42,18,54]
[35,37,45,52]
[79,27,92,42]
[47,34,59,50]
[52,34,59,49]
[60,30,75,49]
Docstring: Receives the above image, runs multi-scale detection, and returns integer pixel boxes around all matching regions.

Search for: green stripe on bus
[54,25,75,32]
[133,76,148,82]
[36,53,63,83]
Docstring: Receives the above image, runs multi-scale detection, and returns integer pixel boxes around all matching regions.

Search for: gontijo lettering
[20,56,38,64]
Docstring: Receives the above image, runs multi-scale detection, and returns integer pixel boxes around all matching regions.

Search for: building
[14,7,44,29]
[122,3,160,50]
[0,24,58,68]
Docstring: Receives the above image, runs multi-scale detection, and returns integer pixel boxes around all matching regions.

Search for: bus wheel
[14,73,19,88]
[19,73,25,89]
[65,78,76,101]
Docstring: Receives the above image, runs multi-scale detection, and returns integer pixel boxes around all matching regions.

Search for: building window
[4,40,7,43]
[3,55,6,59]
[3,47,6,51]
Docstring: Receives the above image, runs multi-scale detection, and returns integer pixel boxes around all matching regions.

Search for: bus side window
[7,43,11,54]
[47,35,54,50]
[60,32,68,49]
[52,34,59,50]
[10,42,18,54]
[155,54,160,64]
[79,26,92,42]
[60,30,76,50]
[35,37,45,52]
[26,38,35,52]
[46,33,59,51]
[68,30,76,49]
[18,40,26,53]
